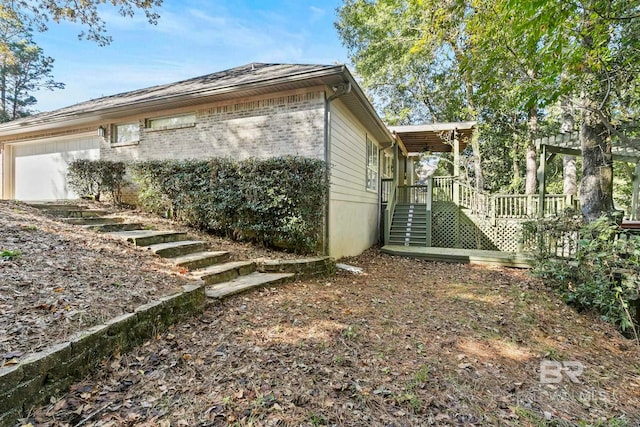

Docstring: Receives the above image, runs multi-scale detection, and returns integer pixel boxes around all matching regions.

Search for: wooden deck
[381,245,533,268]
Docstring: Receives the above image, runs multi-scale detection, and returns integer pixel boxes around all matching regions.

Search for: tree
[0,0,162,46]
[337,0,640,220]
[468,0,640,220]
[335,0,486,189]
[0,37,63,120]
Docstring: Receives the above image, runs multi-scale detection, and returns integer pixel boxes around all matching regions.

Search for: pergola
[388,122,476,184]
[535,132,640,220]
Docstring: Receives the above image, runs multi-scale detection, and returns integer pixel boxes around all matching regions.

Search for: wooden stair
[387,203,429,247]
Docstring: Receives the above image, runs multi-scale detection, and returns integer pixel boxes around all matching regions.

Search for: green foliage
[130,157,328,254]
[66,159,126,204]
[1,249,20,260]
[527,215,640,336]
[1,0,162,47]
[0,7,64,121]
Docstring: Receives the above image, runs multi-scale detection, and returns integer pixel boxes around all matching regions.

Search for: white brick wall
[101,91,326,162]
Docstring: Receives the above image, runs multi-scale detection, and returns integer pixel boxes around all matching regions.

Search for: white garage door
[13,136,100,200]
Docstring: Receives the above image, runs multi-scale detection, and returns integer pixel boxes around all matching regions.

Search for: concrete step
[146,240,209,258]
[205,272,294,299]
[170,251,230,270]
[62,217,124,225]
[85,223,146,232]
[108,230,188,246]
[191,261,256,286]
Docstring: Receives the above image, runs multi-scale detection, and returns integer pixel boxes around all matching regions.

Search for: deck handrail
[381,178,393,204]
[384,183,397,245]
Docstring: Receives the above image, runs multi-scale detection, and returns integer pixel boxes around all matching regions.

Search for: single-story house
[0,62,473,258]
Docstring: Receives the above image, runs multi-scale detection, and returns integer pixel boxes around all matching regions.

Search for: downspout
[323,81,352,256]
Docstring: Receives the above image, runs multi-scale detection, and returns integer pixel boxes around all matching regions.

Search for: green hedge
[130,157,328,254]
[66,159,126,204]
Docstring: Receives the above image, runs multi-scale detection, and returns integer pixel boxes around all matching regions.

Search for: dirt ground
[0,200,299,362]
[19,246,640,426]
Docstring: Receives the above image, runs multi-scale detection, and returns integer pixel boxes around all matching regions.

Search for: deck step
[108,230,188,246]
[381,245,533,268]
[146,240,209,258]
[192,261,256,286]
[85,223,146,232]
[170,251,230,270]
[388,240,429,246]
[205,272,294,299]
[62,217,124,225]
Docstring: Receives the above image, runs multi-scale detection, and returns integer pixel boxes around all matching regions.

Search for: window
[113,122,139,145]
[146,113,196,130]
[366,136,378,191]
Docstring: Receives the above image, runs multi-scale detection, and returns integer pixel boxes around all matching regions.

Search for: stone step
[58,209,110,218]
[62,217,124,225]
[191,261,256,286]
[170,251,230,270]
[108,230,188,246]
[205,272,294,299]
[28,203,82,210]
[146,240,209,258]
[85,223,146,232]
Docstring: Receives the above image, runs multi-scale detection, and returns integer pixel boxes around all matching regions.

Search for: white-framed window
[113,122,139,145]
[146,113,196,130]
[366,135,378,191]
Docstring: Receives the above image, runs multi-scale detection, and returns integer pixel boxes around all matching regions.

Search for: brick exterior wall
[100,91,326,163]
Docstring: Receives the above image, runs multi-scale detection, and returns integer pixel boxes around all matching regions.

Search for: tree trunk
[470,129,484,190]
[563,156,578,196]
[560,97,577,196]
[579,98,614,221]
[525,106,538,195]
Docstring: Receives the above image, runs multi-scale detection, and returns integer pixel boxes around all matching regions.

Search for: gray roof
[0,63,393,144]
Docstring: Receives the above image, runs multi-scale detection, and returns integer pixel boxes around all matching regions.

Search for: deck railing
[398,185,430,204]
[384,182,397,245]
[381,178,393,204]
[396,176,577,219]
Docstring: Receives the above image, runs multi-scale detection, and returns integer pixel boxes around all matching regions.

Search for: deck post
[426,177,432,247]
[632,162,640,220]
[537,144,548,218]
[453,132,460,205]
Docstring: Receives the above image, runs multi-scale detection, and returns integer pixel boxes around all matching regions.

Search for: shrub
[526,214,640,338]
[66,159,126,204]
[130,157,328,254]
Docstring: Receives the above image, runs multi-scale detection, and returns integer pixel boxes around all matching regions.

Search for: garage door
[13,136,100,200]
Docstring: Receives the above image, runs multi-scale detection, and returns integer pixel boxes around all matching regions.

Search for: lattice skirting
[431,202,527,252]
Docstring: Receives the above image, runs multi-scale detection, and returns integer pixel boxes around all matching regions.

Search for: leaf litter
[22,248,640,426]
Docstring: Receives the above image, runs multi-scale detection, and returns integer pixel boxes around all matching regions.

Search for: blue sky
[31,0,349,112]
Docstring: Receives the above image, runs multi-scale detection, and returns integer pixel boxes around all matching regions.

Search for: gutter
[0,66,348,135]
[323,78,352,256]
